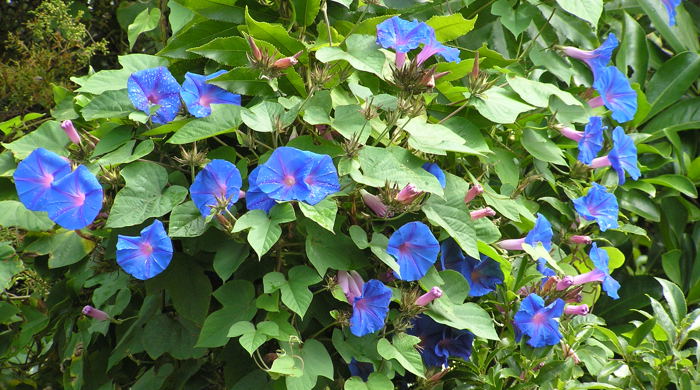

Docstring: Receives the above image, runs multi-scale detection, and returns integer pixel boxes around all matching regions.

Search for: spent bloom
[464,183,483,203]
[514,293,565,348]
[408,314,474,367]
[180,71,241,118]
[13,148,71,211]
[82,305,110,321]
[349,279,392,337]
[573,183,619,232]
[387,221,440,281]
[395,184,422,204]
[589,127,640,185]
[662,0,682,26]
[589,66,638,123]
[337,270,364,303]
[245,166,277,214]
[561,34,618,75]
[415,286,443,306]
[190,159,243,217]
[440,238,504,296]
[116,219,174,280]
[558,243,621,299]
[498,213,553,251]
[60,120,81,145]
[415,29,460,65]
[127,67,182,124]
[360,189,390,218]
[46,166,103,230]
[422,162,446,188]
[570,235,593,245]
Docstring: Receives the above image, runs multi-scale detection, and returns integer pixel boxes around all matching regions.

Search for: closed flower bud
[570,235,592,244]
[470,207,495,220]
[247,35,262,61]
[395,184,422,204]
[361,190,390,218]
[415,286,443,306]
[564,304,589,316]
[60,120,81,145]
[272,51,302,69]
[464,183,483,203]
[82,305,110,321]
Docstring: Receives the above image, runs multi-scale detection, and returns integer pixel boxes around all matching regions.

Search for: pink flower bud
[470,51,480,79]
[82,305,110,321]
[569,235,592,245]
[564,304,589,316]
[415,286,443,306]
[247,35,262,61]
[497,238,525,251]
[556,276,574,290]
[60,120,81,145]
[272,51,302,70]
[361,190,390,218]
[338,271,364,302]
[464,183,483,204]
[395,184,422,204]
[470,207,496,220]
[589,156,611,168]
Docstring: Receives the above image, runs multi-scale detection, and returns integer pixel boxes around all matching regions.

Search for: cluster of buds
[172,145,208,168]
[466,52,496,98]
[391,61,449,95]
[519,276,584,304]
[361,181,429,219]
[247,35,302,79]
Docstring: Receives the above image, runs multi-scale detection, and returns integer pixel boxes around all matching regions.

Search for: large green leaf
[616,13,649,87]
[188,36,250,67]
[507,75,581,108]
[263,265,321,317]
[403,117,487,156]
[0,254,23,291]
[228,321,279,355]
[128,8,161,49]
[168,104,243,144]
[2,121,69,159]
[655,277,686,324]
[643,174,698,198]
[148,256,212,324]
[141,313,206,359]
[491,0,538,36]
[305,222,364,276]
[472,87,535,124]
[71,54,168,95]
[291,0,321,26]
[232,203,296,258]
[426,298,499,340]
[426,13,476,41]
[644,52,700,120]
[168,201,209,237]
[376,334,424,378]
[285,339,334,390]
[159,19,238,59]
[243,7,305,56]
[316,35,386,76]
[423,173,479,259]
[82,89,134,121]
[106,161,188,228]
[636,0,699,53]
[298,198,338,233]
[0,201,54,231]
[25,230,95,268]
[196,280,257,348]
[344,373,393,390]
[554,0,602,26]
[209,67,276,97]
[643,98,700,135]
[521,128,567,165]
[353,146,443,195]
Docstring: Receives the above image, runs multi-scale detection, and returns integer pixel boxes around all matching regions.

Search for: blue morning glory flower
[180,71,241,118]
[408,314,474,367]
[116,219,174,280]
[591,66,637,123]
[256,147,312,202]
[661,0,682,26]
[127,67,182,124]
[573,183,619,232]
[301,151,340,205]
[190,159,242,217]
[13,148,71,212]
[577,116,605,165]
[376,16,432,53]
[415,30,461,65]
[422,162,446,188]
[440,238,503,296]
[537,258,556,278]
[45,165,103,230]
[513,293,565,348]
[387,221,440,281]
[349,279,392,337]
[608,127,641,185]
[348,359,374,381]
[568,243,620,299]
[524,213,553,251]
[246,166,277,214]
[562,34,618,75]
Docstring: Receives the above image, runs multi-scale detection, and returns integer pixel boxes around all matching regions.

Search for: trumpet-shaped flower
[408,314,474,367]
[590,66,637,123]
[13,148,71,211]
[422,162,446,188]
[589,127,640,185]
[256,147,312,202]
[349,279,392,337]
[127,67,182,124]
[514,294,565,348]
[376,16,432,53]
[566,243,620,299]
[662,0,682,26]
[301,150,340,205]
[46,166,103,230]
[116,219,173,280]
[180,71,241,118]
[561,34,618,75]
[440,238,503,296]
[387,221,440,281]
[573,183,619,231]
[497,214,553,251]
[190,159,242,217]
[579,117,605,164]
[245,166,277,213]
[415,30,461,65]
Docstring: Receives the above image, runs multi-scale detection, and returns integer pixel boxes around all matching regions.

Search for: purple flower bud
[361,190,390,218]
[415,286,443,306]
[470,207,495,220]
[556,276,574,290]
[272,51,302,70]
[338,271,364,302]
[464,183,483,204]
[564,304,589,316]
[60,120,81,145]
[497,238,525,250]
[395,184,422,204]
[570,235,592,245]
[82,305,110,321]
